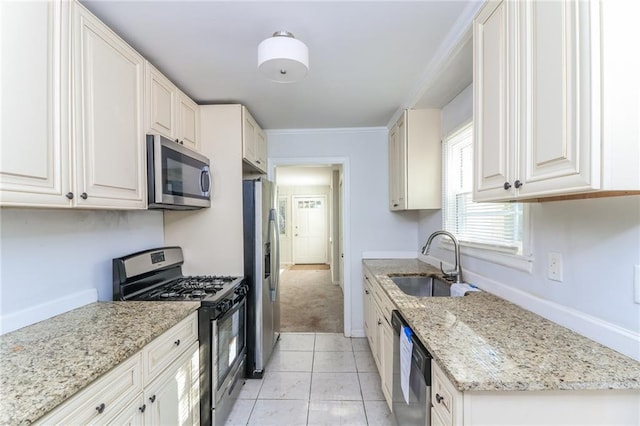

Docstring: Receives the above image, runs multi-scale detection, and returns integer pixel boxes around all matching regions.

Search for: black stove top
[139,276,238,301]
[112,247,245,305]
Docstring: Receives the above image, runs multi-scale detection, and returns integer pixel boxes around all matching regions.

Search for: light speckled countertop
[363,258,640,392]
[0,301,200,425]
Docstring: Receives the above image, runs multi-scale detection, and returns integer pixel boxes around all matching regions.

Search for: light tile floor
[225,333,394,426]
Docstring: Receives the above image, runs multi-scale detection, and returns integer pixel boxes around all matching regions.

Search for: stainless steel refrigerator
[243,178,280,379]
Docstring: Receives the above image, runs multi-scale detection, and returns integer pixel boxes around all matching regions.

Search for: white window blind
[443,124,523,254]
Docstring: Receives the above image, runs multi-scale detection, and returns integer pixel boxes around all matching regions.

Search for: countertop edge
[362,259,640,393]
[0,301,201,426]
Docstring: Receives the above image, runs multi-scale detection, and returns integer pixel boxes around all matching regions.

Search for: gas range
[112,247,245,306]
[137,276,242,303]
[112,246,249,426]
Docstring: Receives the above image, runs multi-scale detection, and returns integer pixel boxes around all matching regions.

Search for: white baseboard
[419,254,640,361]
[1,289,98,335]
[349,328,365,338]
[362,251,418,259]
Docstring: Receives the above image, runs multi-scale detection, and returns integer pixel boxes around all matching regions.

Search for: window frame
[440,121,533,272]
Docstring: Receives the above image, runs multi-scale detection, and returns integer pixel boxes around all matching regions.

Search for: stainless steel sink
[389,276,451,297]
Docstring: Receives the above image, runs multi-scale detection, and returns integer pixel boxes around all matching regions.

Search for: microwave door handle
[200,166,211,194]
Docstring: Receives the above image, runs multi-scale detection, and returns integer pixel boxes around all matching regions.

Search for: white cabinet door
[242,106,267,173]
[388,120,406,210]
[381,319,393,409]
[473,0,637,201]
[389,109,440,210]
[473,0,514,201]
[0,0,71,207]
[516,0,595,197]
[72,3,146,209]
[177,90,200,152]
[363,276,377,359]
[144,341,200,426]
[255,127,268,172]
[35,354,143,425]
[146,62,176,140]
[242,109,257,166]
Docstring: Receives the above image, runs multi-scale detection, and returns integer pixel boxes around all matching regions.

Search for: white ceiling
[81,0,481,130]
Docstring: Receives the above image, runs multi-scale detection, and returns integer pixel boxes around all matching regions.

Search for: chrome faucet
[421,230,463,283]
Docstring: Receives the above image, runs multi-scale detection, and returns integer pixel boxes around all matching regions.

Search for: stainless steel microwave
[147,134,211,210]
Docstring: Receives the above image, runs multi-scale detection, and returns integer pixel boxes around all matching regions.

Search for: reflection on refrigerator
[243,178,280,378]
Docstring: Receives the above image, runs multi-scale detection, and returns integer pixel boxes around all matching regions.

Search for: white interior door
[293,195,327,264]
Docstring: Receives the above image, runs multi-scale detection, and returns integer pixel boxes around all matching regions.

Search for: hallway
[279,267,344,333]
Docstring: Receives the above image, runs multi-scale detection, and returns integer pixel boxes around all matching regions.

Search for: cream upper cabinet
[473,0,640,202]
[1,0,147,209]
[388,109,441,211]
[388,117,406,210]
[147,63,177,139]
[146,61,200,152]
[242,106,267,174]
[176,89,200,152]
[0,0,71,207]
[72,2,146,209]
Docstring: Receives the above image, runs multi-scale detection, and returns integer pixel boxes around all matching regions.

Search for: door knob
[503,182,512,190]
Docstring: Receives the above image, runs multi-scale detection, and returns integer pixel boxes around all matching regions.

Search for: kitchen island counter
[363,259,640,392]
[0,301,200,425]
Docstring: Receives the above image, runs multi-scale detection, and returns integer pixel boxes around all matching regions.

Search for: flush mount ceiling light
[258,31,309,83]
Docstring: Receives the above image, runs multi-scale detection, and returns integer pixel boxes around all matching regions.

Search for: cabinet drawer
[431,406,448,426]
[143,312,198,383]
[36,353,142,425]
[432,361,457,425]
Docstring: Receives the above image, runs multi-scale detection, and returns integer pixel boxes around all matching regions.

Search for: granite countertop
[363,258,640,392]
[0,301,200,425]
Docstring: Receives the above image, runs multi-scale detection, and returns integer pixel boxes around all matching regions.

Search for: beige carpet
[279,268,344,333]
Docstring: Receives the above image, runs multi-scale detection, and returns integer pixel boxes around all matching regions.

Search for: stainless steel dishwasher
[392,310,432,426]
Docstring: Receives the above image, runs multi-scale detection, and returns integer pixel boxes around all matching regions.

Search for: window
[443,124,524,254]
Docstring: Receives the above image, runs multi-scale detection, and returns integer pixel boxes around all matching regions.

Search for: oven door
[212,297,246,426]
[214,297,246,393]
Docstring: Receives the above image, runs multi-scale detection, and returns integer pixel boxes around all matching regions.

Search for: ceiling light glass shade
[258,31,309,83]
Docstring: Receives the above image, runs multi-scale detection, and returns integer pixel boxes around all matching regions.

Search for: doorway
[292,195,327,264]
[272,163,347,334]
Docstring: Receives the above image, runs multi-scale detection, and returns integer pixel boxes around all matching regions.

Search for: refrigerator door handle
[268,209,279,302]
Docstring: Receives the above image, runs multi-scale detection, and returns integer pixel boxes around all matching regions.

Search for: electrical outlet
[548,252,563,282]
[634,265,640,304]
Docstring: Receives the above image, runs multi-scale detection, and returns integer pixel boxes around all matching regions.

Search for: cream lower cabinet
[36,313,199,426]
[431,360,640,425]
[363,268,394,409]
[388,109,441,211]
[473,0,640,202]
[363,273,376,357]
[146,62,200,152]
